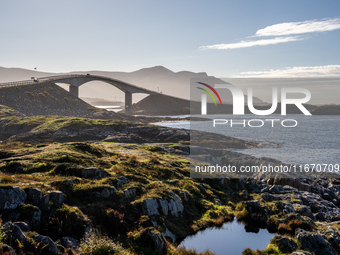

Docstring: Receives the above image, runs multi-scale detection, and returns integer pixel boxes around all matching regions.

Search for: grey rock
[0,186,27,210]
[2,222,27,241]
[124,188,136,199]
[117,176,129,187]
[142,198,160,216]
[58,236,80,250]
[49,191,64,204]
[13,221,30,232]
[162,227,176,242]
[34,235,58,254]
[272,236,298,253]
[82,167,109,179]
[262,193,282,201]
[101,188,111,198]
[283,185,299,192]
[7,212,20,222]
[30,209,42,231]
[148,229,166,250]
[296,228,336,255]
[293,205,314,219]
[39,194,50,211]
[167,195,184,217]
[243,200,261,209]
[26,188,42,205]
[198,185,205,192]
[269,185,280,194]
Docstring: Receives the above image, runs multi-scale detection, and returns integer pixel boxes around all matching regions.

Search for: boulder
[269,185,280,194]
[13,221,30,232]
[82,167,109,179]
[117,176,129,187]
[272,236,298,253]
[293,205,314,219]
[0,186,27,210]
[123,188,136,199]
[49,191,64,204]
[296,229,336,255]
[58,236,80,250]
[2,222,27,241]
[34,235,58,254]
[243,200,261,209]
[100,188,111,198]
[136,227,166,251]
[26,188,42,205]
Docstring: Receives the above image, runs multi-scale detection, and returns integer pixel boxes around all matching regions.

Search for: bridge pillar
[69,85,79,97]
[125,92,132,114]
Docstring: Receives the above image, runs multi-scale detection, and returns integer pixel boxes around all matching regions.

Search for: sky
[1,0,340,78]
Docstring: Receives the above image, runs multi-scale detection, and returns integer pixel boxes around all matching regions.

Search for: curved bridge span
[0,74,159,113]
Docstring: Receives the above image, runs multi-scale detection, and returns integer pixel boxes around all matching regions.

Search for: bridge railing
[0,74,158,94]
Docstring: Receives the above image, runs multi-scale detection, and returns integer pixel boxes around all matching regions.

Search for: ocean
[155,114,340,166]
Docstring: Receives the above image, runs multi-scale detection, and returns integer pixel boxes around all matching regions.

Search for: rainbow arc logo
[196,82,223,106]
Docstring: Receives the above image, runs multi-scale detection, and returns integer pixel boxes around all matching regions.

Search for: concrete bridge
[0,74,159,113]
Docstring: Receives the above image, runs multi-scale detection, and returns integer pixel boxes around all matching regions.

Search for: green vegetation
[0,141,241,254]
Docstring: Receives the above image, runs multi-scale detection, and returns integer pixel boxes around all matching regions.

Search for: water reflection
[179,219,275,255]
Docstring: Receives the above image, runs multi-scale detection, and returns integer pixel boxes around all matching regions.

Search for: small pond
[179,219,275,255]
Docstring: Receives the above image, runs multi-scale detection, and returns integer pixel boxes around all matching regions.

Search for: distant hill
[0,66,263,104]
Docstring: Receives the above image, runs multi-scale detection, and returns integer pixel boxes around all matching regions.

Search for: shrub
[0,176,14,184]
[79,235,132,255]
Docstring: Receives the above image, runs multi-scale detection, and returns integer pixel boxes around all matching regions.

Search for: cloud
[200,36,303,50]
[233,65,340,78]
[200,17,340,50]
[255,18,340,37]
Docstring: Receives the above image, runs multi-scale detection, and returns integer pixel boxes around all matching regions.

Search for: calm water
[180,219,275,255]
[155,115,340,166]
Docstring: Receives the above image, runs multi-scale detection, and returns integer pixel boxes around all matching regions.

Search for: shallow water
[180,219,275,255]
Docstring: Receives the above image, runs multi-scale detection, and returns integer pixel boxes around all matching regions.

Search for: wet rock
[34,235,58,254]
[82,167,109,179]
[13,221,30,232]
[49,191,64,204]
[296,228,336,255]
[0,186,27,210]
[26,188,42,205]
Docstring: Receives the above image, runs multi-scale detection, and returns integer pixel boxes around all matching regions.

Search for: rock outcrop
[0,186,27,210]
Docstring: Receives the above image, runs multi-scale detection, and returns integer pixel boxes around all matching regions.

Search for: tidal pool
[179,219,275,255]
